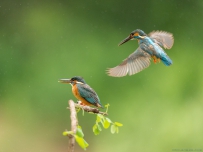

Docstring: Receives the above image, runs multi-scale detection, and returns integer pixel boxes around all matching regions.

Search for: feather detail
[149,31,174,49]
[107,47,151,77]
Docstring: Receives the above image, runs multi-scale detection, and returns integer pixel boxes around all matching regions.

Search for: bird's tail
[161,54,173,66]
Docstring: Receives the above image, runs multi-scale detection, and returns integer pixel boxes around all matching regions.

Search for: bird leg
[152,55,160,64]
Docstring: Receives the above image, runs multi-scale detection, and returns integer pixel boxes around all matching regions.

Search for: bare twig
[68,100,78,152]
[74,103,108,116]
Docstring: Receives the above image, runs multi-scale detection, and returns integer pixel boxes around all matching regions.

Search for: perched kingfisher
[107,29,174,77]
[59,76,103,108]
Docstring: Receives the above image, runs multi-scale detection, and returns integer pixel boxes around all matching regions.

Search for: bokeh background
[1,0,203,152]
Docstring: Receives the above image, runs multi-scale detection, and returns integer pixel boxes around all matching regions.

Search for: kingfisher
[107,29,174,77]
[59,76,103,108]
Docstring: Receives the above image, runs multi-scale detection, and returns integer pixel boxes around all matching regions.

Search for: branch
[67,100,107,151]
[74,102,108,116]
[68,100,78,152]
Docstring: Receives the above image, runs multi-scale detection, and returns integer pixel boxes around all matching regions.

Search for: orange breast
[72,84,92,106]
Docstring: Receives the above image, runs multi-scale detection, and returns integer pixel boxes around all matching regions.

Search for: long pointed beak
[58,79,71,84]
[118,35,132,46]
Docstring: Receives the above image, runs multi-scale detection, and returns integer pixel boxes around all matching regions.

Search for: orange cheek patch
[134,32,139,36]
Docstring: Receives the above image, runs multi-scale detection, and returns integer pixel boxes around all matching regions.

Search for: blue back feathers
[160,54,173,66]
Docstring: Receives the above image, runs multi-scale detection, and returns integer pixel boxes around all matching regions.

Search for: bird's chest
[72,84,81,99]
[72,84,91,106]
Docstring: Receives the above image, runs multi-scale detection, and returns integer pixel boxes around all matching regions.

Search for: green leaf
[93,124,100,135]
[100,118,104,126]
[76,107,81,113]
[97,123,102,131]
[74,135,89,150]
[105,103,110,108]
[76,125,84,138]
[97,114,105,126]
[111,124,116,134]
[114,122,123,127]
[103,119,110,129]
[96,114,101,123]
[63,132,67,136]
[83,139,89,148]
[97,114,104,120]
[105,117,112,123]
[62,131,73,136]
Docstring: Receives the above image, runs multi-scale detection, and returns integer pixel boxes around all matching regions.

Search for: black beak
[118,35,133,46]
[58,79,71,84]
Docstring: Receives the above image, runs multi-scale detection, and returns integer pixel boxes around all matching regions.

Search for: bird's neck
[139,36,153,44]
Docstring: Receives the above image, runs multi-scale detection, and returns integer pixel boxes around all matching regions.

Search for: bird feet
[77,100,89,107]
[152,55,160,64]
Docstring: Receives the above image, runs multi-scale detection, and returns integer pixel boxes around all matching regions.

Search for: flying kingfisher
[107,29,174,77]
[59,76,103,108]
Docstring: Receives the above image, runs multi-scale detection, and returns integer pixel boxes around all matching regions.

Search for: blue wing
[77,83,103,107]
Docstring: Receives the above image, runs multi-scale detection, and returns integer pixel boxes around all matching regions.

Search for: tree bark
[68,100,78,152]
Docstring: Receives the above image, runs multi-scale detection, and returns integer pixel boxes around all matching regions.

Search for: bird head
[118,29,147,46]
[58,76,86,85]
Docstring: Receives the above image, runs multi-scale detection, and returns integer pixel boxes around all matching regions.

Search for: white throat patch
[76,81,84,85]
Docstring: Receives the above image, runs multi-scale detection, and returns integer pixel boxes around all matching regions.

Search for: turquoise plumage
[59,76,103,108]
[107,29,174,77]
[76,82,102,107]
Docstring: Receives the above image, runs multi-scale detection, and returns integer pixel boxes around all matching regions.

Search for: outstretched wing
[149,31,174,49]
[77,84,103,107]
[107,47,151,77]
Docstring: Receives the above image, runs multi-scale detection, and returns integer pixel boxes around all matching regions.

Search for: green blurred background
[1,0,203,151]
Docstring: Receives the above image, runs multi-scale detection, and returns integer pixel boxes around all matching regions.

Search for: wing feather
[77,84,102,107]
[149,31,174,49]
[107,47,151,77]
